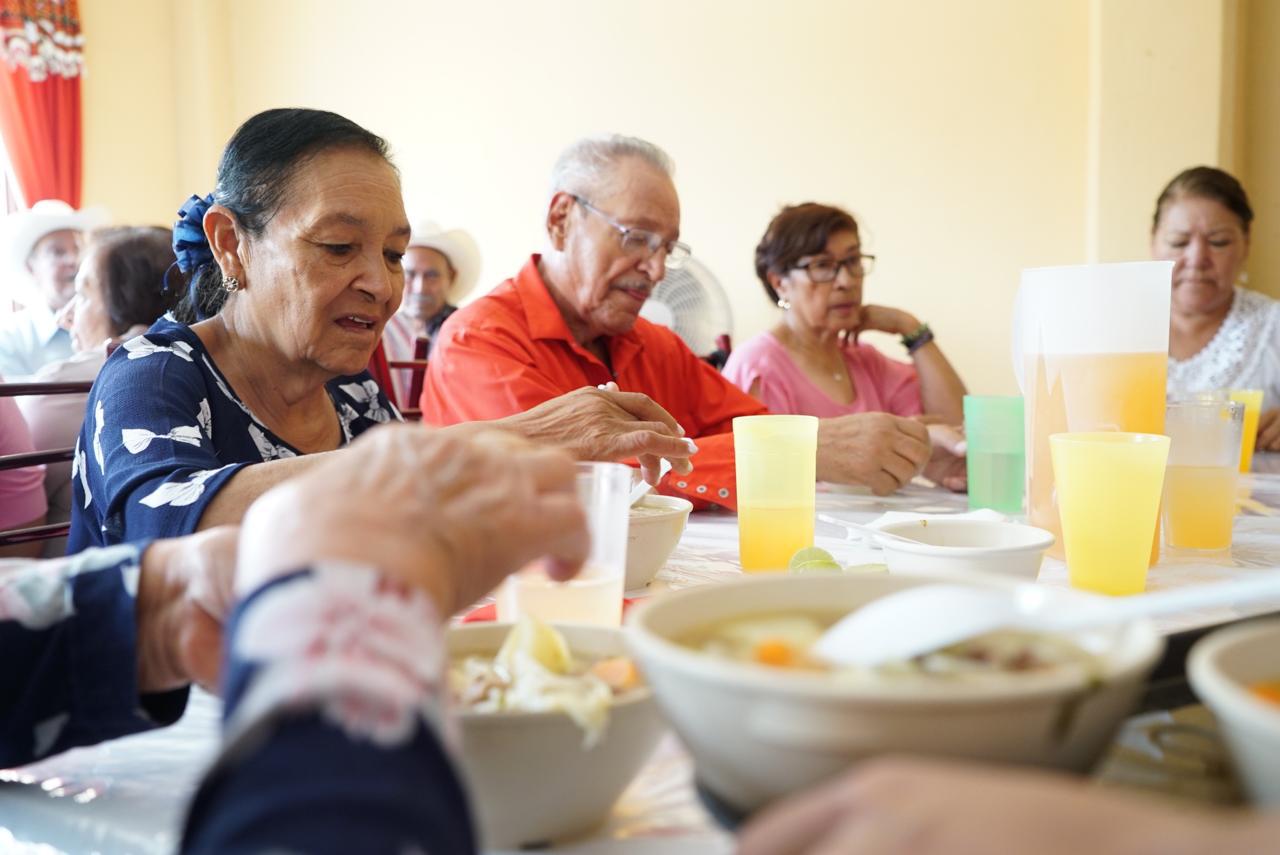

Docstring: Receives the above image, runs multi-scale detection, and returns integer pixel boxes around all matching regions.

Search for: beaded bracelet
[902,322,934,354]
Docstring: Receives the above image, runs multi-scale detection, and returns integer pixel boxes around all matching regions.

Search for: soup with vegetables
[449,617,642,746]
[685,611,1102,682]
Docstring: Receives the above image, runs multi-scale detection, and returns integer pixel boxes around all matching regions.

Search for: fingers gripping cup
[1049,432,1169,596]
[733,415,818,572]
[497,462,631,626]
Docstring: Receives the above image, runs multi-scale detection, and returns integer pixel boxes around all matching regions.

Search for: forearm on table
[0,543,185,766]
[182,564,474,853]
[196,453,339,530]
[912,341,966,423]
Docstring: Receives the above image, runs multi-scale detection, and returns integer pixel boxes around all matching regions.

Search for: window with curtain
[0,0,84,208]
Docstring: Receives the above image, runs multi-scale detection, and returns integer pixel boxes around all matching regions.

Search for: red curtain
[0,1,83,207]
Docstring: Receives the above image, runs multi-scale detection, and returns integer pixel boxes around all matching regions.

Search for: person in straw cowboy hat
[380,218,480,403]
[0,199,107,378]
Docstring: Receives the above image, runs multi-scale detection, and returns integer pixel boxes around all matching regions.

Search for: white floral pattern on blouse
[0,542,142,630]
[1168,287,1280,409]
[67,318,399,552]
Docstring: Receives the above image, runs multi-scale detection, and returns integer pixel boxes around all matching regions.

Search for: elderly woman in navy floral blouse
[67,108,694,552]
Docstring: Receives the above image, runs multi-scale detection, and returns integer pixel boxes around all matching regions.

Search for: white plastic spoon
[812,570,1280,669]
[816,513,925,547]
[629,458,673,506]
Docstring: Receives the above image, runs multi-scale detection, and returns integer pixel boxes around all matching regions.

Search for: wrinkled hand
[236,424,589,616]
[816,412,930,494]
[738,757,1239,855]
[841,305,918,346]
[1256,408,1280,452]
[496,384,697,485]
[136,525,239,694]
[921,421,967,492]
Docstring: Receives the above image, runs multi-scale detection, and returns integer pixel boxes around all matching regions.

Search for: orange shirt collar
[514,255,645,374]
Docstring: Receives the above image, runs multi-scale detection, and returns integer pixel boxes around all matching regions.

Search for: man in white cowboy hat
[0,199,107,378]
[380,218,480,404]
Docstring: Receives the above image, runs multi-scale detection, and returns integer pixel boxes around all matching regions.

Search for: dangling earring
[1239,271,1250,286]
[777,298,791,310]
[222,274,241,293]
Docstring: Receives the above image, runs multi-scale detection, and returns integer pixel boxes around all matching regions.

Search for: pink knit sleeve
[0,394,48,528]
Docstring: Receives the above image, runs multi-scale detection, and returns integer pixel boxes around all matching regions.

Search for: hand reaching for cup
[236,424,590,616]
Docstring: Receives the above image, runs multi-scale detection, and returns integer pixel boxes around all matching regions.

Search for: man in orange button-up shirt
[421,135,942,510]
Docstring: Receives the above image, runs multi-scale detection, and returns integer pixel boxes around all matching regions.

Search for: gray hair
[549,134,675,199]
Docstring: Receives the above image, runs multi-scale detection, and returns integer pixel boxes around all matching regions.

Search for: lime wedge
[788,546,836,568]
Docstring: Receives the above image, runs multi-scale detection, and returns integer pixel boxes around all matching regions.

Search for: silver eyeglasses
[572,195,692,269]
[793,253,876,282]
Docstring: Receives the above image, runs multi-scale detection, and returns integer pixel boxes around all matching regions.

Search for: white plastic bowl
[449,623,667,848]
[876,518,1055,579]
[627,573,1162,815]
[1188,619,1280,806]
[626,495,693,590]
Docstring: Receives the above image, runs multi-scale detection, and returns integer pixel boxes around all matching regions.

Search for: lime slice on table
[788,546,843,575]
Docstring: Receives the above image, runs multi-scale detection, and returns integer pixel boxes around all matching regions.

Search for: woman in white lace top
[1153,166,1280,451]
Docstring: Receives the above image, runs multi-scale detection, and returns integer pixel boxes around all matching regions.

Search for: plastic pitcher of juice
[1013,261,1173,560]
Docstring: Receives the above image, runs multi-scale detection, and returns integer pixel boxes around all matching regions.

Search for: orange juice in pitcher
[1015,263,1173,560]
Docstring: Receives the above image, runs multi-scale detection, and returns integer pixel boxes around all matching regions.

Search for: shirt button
[677,480,688,489]
[696,485,707,494]
[718,488,730,498]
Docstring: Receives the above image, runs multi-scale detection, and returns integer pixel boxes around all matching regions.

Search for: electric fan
[640,256,734,358]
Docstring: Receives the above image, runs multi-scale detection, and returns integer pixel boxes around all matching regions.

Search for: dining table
[4,458,1280,854]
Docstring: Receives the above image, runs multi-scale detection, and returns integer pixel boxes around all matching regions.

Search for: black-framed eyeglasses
[572,195,692,269]
[793,253,876,283]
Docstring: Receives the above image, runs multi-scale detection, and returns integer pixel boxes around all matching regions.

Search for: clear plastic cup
[1163,400,1243,551]
[497,461,631,626]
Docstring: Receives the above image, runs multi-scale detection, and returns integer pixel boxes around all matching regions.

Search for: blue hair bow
[165,193,216,319]
[173,193,215,274]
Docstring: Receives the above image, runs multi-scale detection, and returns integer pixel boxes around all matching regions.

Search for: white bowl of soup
[626,495,693,590]
[626,573,1162,816]
[448,622,667,848]
[1188,619,1280,806]
[876,518,1054,579]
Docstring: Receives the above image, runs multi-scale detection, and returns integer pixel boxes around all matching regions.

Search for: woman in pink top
[725,203,966,423]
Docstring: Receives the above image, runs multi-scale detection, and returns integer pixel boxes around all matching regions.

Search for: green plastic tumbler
[964,395,1025,514]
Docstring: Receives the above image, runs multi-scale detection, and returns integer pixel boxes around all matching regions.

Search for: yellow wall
[78,0,180,227]
[76,0,1278,395]
[1241,0,1280,300]
[1086,0,1232,263]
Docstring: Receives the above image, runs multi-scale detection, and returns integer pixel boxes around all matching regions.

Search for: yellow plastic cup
[733,415,818,572]
[1228,389,1263,473]
[1049,432,1170,596]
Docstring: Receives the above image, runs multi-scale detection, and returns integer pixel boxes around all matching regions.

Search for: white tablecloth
[5,468,1280,854]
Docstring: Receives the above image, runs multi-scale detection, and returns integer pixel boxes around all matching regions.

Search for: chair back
[0,380,93,549]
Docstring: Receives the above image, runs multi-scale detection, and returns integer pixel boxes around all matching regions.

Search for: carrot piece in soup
[1250,680,1280,705]
[753,638,797,668]
[589,657,641,693]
